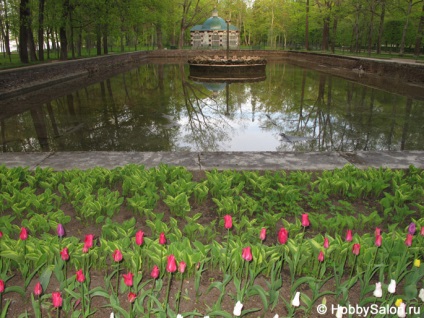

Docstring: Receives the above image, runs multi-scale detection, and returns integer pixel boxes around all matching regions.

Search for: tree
[19,0,30,63]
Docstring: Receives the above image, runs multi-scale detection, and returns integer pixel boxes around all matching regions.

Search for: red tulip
[135,230,144,246]
[123,272,134,287]
[374,227,381,237]
[0,280,4,293]
[151,265,160,279]
[223,215,233,229]
[375,234,382,247]
[345,230,353,242]
[159,232,167,245]
[20,227,28,240]
[60,247,70,261]
[128,292,137,303]
[76,269,85,283]
[0,231,3,238]
[34,282,42,296]
[166,254,177,273]
[179,261,187,274]
[259,228,266,241]
[301,214,310,227]
[352,243,361,255]
[84,234,94,248]
[318,251,324,262]
[242,246,253,262]
[278,227,289,244]
[52,291,62,308]
[112,249,123,262]
[323,237,329,249]
[405,233,413,246]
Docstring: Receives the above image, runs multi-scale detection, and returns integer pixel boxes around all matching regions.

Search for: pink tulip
[57,224,65,238]
[179,261,187,274]
[20,227,28,240]
[259,228,266,241]
[159,232,167,245]
[405,234,413,246]
[76,269,85,283]
[0,231,3,238]
[242,246,253,262]
[352,243,361,255]
[323,237,329,249]
[375,234,382,247]
[128,292,137,303]
[123,272,134,287]
[318,251,324,262]
[151,265,160,279]
[0,280,4,293]
[278,227,288,244]
[374,227,381,237]
[60,247,70,261]
[84,234,94,248]
[301,214,310,227]
[223,215,233,229]
[112,249,123,262]
[135,230,144,246]
[421,226,424,236]
[345,230,353,242]
[166,255,177,273]
[52,292,62,308]
[34,282,42,296]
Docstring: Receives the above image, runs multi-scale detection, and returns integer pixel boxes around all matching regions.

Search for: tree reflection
[0,62,423,152]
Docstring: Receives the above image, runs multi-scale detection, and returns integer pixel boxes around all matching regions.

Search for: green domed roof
[191,9,238,32]
[202,16,227,30]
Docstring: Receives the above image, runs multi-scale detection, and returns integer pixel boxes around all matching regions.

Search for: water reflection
[0,62,423,152]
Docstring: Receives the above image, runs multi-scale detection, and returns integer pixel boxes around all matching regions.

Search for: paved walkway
[0,151,423,170]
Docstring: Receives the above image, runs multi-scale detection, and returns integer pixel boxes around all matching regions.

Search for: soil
[1,170,417,318]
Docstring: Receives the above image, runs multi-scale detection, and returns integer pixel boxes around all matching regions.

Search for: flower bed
[0,165,423,317]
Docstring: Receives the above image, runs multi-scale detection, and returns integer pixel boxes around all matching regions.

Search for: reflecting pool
[1,61,423,152]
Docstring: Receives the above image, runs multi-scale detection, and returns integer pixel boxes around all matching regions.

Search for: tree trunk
[19,0,30,63]
[322,16,330,51]
[305,0,309,50]
[28,25,38,61]
[376,0,386,54]
[399,0,413,56]
[38,0,45,61]
[59,0,69,60]
[367,0,376,56]
[414,4,424,56]
[96,24,102,55]
[69,9,75,58]
[103,24,108,54]
[156,23,163,49]
[2,0,12,62]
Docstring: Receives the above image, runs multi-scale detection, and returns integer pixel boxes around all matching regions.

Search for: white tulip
[373,282,383,298]
[335,305,344,318]
[291,292,301,307]
[388,279,397,293]
[419,288,424,302]
[397,302,406,318]
[233,301,243,316]
[273,315,279,318]
[204,316,210,318]
[176,315,183,318]
[110,313,114,318]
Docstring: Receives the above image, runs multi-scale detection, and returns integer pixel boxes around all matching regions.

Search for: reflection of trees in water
[1,62,423,152]
[178,64,233,151]
[259,63,424,152]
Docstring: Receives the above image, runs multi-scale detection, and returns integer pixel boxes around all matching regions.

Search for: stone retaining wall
[1,49,423,100]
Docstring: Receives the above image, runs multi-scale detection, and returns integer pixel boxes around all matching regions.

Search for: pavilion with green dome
[190,9,239,49]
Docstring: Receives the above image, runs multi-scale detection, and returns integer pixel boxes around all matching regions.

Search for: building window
[212,32,220,47]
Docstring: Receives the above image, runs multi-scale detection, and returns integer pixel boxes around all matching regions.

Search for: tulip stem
[164,273,172,314]
[225,228,230,272]
[56,307,60,318]
[349,255,358,280]
[116,263,120,298]
[176,272,184,314]
[81,282,85,317]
